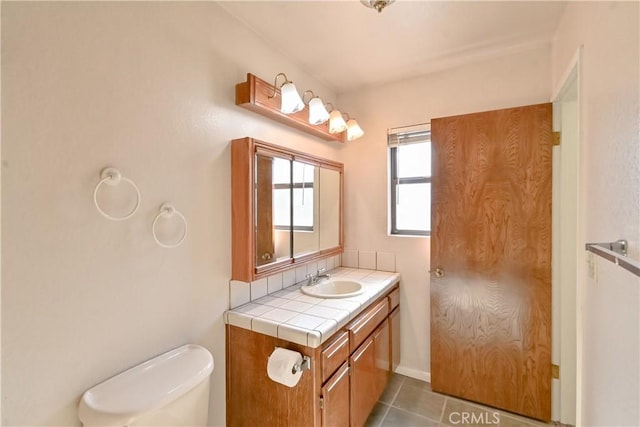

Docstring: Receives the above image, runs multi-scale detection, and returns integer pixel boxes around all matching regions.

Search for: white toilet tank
[78,344,214,427]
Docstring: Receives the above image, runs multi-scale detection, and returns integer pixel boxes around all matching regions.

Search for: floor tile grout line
[384,404,443,424]
[439,396,448,424]
[388,377,447,423]
[376,402,392,427]
[377,375,405,427]
[387,375,406,405]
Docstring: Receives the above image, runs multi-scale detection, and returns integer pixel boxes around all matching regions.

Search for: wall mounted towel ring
[93,167,141,221]
[152,203,188,248]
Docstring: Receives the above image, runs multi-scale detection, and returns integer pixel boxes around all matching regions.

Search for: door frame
[550,46,584,426]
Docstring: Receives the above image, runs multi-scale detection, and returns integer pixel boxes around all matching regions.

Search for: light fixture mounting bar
[235,73,345,143]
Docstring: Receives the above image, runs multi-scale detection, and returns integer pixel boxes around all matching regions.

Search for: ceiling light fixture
[268,72,305,114]
[360,0,395,14]
[303,90,330,125]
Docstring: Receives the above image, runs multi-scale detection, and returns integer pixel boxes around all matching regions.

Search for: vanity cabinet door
[350,336,376,427]
[321,362,350,427]
[350,319,391,427]
[373,318,391,394]
[389,307,400,372]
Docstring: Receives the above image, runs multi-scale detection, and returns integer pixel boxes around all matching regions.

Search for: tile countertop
[224,268,400,348]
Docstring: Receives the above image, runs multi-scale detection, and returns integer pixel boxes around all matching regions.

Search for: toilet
[78,344,214,426]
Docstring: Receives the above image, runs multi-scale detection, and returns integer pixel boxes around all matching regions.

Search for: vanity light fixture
[303,90,330,125]
[235,73,360,143]
[360,0,396,13]
[344,113,365,141]
[326,103,348,134]
[268,72,305,114]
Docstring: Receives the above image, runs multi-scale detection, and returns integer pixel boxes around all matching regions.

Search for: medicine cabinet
[231,137,344,282]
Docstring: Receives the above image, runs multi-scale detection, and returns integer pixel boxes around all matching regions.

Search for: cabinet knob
[261,252,273,260]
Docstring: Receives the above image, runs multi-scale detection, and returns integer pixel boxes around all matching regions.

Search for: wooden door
[321,362,350,427]
[430,103,552,421]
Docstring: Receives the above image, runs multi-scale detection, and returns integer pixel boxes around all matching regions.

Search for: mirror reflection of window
[272,157,292,230]
[292,162,320,258]
[292,161,315,231]
[274,161,315,231]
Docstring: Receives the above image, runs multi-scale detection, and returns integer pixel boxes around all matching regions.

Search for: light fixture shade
[280,82,305,114]
[346,119,364,141]
[308,97,330,125]
[329,110,348,133]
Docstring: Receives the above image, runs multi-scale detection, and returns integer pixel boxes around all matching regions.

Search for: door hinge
[552,364,560,379]
[552,131,561,146]
[319,397,324,409]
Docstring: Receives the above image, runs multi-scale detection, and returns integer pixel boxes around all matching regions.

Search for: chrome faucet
[305,268,330,285]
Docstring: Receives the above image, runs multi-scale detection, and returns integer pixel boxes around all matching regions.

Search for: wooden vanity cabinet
[226,284,400,427]
[349,319,390,427]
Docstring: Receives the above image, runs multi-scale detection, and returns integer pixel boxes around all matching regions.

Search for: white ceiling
[219,1,567,94]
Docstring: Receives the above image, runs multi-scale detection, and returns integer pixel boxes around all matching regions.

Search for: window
[388,126,431,236]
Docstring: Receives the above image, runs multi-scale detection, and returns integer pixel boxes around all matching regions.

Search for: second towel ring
[93,167,141,221]
[152,203,188,248]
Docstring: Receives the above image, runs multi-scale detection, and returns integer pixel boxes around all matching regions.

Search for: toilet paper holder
[292,355,312,374]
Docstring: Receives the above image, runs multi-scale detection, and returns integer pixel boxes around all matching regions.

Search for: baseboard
[394,365,430,383]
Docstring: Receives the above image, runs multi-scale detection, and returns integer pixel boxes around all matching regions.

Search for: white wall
[338,46,552,379]
[552,2,640,426]
[1,3,341,426]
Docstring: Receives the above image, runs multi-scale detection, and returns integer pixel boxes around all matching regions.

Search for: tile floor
[365,374,564,427]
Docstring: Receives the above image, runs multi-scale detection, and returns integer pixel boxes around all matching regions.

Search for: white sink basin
[301,280,364,299]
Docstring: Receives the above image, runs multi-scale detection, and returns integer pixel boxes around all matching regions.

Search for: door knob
[430,267,444,278]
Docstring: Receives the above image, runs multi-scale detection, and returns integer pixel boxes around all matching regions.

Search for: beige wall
[552,2,640,426]
[338,46,552,379]
[1,3,341,426]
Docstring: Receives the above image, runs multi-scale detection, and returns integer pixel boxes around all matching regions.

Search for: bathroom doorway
[550,48,582,426]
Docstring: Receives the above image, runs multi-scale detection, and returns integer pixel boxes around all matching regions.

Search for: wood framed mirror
[231,137,344,282]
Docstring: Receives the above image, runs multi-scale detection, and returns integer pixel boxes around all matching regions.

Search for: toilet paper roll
[267,347,303,388]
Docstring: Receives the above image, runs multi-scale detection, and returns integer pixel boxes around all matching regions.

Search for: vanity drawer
[347,299,389,353]
[321,331,350,383]
[388,287,400,311]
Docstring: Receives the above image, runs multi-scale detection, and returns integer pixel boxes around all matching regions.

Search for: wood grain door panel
[430,103,552,421]
[350,337,377,427]
[321,362,350,427]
